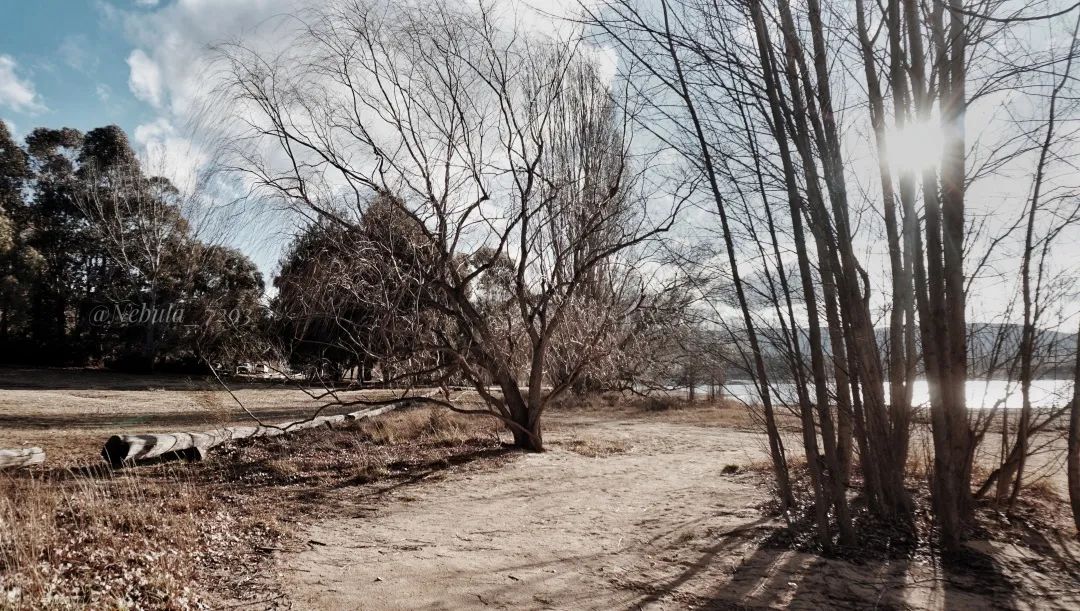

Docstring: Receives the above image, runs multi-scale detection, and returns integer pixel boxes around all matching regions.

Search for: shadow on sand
[609,517,1035,610]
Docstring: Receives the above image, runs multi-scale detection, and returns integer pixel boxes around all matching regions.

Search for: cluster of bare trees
[216,0,1080,549]
[578,0,1080,549]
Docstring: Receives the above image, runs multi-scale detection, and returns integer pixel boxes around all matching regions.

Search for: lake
[717,378,1075,410]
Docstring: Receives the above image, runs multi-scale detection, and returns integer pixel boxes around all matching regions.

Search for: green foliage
[0,124,265,371]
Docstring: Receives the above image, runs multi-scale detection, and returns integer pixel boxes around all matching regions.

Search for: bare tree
[76,129,199,368]
[992,12,1080,506]
[219,0,685,450]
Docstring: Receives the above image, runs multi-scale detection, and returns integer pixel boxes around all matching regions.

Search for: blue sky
[0,0,303,280]
[1,0,1068,322]
[0,0,584,285]
[0,1,159,137]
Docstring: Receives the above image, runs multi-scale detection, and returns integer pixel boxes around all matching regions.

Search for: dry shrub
[342,458,392,485]
[905,437,936,480]
[264,458,301,481]
[205,406,504,494]
[1021,477,1062,503]
[550,392,690,412]
[546,393,623,411]
[547,391,747,421]
[610,394,751,423]
[353,408,494,446]
[638,395,680,412]
[0,406,503,609]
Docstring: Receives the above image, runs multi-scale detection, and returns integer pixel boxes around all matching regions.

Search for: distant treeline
[0,122,265,371]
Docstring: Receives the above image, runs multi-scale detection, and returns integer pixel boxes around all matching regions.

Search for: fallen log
[102,404,401,467]
[0,447,45,470]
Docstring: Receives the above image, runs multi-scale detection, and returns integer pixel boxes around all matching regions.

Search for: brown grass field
[2,368,1079,609]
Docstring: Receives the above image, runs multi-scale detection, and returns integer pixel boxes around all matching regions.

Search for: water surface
[718,378,1074,410]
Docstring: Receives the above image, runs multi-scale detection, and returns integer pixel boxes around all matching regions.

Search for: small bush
[640,396,680,412]
[352,408,494,446]
[553,437,632,457]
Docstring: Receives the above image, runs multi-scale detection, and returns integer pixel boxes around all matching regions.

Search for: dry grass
[0,368,487,467]
[354,409,491,446]
[551,436,633,457]
[0,406,506,609]
[0,469,267,610]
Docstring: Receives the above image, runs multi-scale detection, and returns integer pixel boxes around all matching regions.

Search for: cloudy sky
[1,0,1075,324]
[0,0,584,281]
[0,0,311,277]
[1,2,152,136]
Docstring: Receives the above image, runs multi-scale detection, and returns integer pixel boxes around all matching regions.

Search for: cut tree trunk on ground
[0,447,45,470]
[102,404,401,467]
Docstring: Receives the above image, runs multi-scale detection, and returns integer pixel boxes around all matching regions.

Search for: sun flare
[885,120,944,173]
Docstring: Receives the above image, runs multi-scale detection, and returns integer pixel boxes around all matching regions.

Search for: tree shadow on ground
[608,506,1039,610]
[336,446,514,496]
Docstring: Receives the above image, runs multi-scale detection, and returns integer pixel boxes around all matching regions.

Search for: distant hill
[719,322,1077,380]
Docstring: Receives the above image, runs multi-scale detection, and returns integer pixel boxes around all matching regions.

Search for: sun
[885,120,944,174]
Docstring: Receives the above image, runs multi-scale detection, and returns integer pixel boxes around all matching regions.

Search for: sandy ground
[3,368,1078,609]
[278,413,1080,610]
[282,415,774,610]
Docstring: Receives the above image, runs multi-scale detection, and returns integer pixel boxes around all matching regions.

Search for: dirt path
[281,415,774,610]
[278,413,1080,610]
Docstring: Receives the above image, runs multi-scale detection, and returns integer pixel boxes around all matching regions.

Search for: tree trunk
[772,0,853,545]
[661,0,793,510]
[143,291,158,372]
[1005,25,1076,507]
[502,381,545,452]
[1069,318,1080,533]
[0,447,45,470]
[103,404,402,467]
[511,419,543,452]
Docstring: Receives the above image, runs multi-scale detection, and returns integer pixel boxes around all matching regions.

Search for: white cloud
[135,0,161,6]
[119,0,583,121]
[119,0,308,196]
[96,83,112,104]
[0,55,46,114]
[134,117,208,191]
[58,35,99,74]
[126,49,163,107]
[115,0,612,279]
[133,116,171,143]
[122,0,304,118]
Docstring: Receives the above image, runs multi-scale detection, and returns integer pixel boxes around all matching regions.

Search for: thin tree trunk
[855,0,914,502]
[659,0,793,509]
[773,0,855,544]
[1069,318,1080,533]
[1000,13,1078,507]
